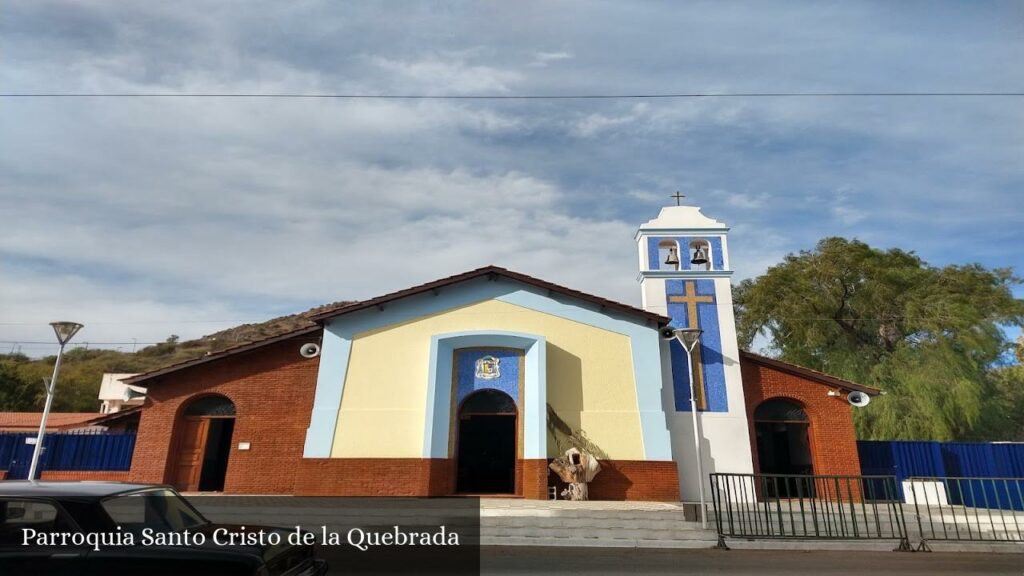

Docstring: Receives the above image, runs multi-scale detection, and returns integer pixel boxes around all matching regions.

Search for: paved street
[478,547,1022,576]
[311,546,1023,575]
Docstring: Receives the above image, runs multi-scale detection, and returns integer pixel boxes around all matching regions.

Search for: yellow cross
[668,281,714,329]
[668,281,713,409]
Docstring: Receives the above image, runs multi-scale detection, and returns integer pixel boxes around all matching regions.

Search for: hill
[0,301,352,413]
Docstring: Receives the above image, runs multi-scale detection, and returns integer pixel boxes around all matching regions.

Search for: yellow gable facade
[332,298,644,460]
[300,268,676,499]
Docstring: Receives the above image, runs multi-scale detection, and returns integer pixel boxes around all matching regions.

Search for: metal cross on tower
[671,191,685,206]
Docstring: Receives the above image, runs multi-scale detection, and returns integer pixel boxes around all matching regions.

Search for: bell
[664,247,680,267]
[691,246,709,265]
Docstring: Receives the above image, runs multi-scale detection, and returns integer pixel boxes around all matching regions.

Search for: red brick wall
[129,334,321,494]
[294,457,676,500]
[294,459,456,496]
[741,358,863,484]
[40,471,131,482]
[521,459,549,499]
[549,460,679,501]
[125,332,679,501]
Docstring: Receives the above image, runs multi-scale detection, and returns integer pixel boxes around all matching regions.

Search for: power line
[1,92,1022,100]
[1,341,166,346]
[0,321,252,326]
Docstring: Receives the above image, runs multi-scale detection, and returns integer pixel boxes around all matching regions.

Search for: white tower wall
[637,205,755,502]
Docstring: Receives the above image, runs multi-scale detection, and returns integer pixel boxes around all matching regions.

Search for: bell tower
[636,198,754,501]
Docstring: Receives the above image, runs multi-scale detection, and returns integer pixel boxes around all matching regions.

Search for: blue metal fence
[0,432,136,479]
[858,440,1024,510]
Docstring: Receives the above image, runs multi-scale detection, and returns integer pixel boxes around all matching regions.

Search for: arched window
[689,239,712,271]
[657,239,681,271]
[183,396,236,417]
[754,399,808,422]
[460,389,517,415]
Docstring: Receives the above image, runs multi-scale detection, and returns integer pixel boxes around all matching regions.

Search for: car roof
[0,481,163,500]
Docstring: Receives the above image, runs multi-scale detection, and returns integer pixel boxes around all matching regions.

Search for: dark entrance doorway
[172,396,236,492]
[456,389,517,494]
[754,398,813,498]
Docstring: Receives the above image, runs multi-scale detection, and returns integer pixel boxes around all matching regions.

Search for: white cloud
[367,54,523,95]
[710,189,769,210]
[529,51,573,67]
[0,1,1021,355]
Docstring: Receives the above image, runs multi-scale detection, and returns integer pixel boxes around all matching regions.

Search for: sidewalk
[184,495,1024,553]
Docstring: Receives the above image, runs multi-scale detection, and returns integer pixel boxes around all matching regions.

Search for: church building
[121,203,880,500]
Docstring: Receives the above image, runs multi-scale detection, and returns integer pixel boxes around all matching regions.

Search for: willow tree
[733,237,1023,441]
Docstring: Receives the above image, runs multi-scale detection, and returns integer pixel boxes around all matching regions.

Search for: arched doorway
[754,398,813,497]
[172,395,236,492]
[456,389,517,494]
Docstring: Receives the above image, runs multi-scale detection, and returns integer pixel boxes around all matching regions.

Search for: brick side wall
[40,470,131,482]
[741,358,863,484]
[129,335,321,494]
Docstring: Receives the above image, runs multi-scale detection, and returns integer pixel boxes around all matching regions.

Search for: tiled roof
[123,325,320,385]
[310,265,670,324]
[126,266,670,385]
[739,351,882,396]
[0,412,105,431]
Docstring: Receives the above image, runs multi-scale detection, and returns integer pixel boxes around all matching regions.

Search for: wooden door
[173,417,209,491]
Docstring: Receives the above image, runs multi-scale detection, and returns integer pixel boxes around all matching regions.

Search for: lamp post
[27,321,83,481]
[673,327,706,529]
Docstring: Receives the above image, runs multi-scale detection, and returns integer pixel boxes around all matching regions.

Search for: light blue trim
[303,278,519,457]
[303,329,352,457]
[424,331,546,459]
[631,327,675,460]
[302,275,673,461]
[637,270,734,280]
[635,227,729,240]
[495,290,651,337]
[496,290,673,461]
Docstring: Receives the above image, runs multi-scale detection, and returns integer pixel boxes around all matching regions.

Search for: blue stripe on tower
[647,237,663,270]
[696,279,728,411]
[708,237,725,270]
[668,338,691,411]
[647,236,725,271]
[665,278,728,412]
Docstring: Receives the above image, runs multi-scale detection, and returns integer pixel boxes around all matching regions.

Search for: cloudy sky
[1,1,1022,356]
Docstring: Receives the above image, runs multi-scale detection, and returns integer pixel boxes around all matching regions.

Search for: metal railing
[709,473,912,551]
[904,477,1024,550]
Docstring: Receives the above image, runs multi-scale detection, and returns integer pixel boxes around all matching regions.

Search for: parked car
[0,481,327,575]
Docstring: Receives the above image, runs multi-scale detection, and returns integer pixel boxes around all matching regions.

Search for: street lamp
[672,327,707,529]
[27,321,83,481]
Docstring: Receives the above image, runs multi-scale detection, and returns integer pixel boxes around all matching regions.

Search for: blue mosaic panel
[455,348,521,407]
[646,236,725,271]
[666,279,728,412]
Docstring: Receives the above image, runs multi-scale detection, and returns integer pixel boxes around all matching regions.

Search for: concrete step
[197,506,476,519]
[483,526,715,541]
[481,517,703,530]
[479,512,688,522]
[480,536,717,549]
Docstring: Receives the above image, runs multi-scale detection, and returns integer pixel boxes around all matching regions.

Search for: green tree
[733,237,1023,441]
[0,355,40,411]
[989,362,1024,441]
